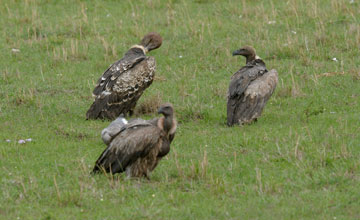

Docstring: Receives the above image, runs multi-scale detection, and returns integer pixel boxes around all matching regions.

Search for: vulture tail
[227,98,237,126]
[91,147,110,174]
[86,96,109,120]
[91,165,102,174]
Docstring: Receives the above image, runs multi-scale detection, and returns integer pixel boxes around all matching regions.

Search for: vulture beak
[232,49,242,56]
[157,107,165,115]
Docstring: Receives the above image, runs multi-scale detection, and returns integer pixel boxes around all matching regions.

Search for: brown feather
[86,57,156,120]
[227,69,278,125]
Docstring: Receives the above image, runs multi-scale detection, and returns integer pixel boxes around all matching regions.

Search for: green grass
[1,0,359,219]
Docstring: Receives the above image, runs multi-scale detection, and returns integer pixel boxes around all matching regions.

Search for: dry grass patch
[134,94,163,116]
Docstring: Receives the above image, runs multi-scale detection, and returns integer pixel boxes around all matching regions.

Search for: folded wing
[86,49,156,120]
[93,123,163,175]
[227,69,278,125]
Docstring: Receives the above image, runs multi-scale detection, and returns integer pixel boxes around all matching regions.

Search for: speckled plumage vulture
[92,103,177,178]
[227,46,278,126]
[86,32,163,120]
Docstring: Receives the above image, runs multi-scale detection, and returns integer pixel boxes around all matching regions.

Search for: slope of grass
[0,0,359,219]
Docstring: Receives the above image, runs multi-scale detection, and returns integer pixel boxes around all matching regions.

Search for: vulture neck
[245,54,256,64]
[158,115,174,134]
[163,115,173,134]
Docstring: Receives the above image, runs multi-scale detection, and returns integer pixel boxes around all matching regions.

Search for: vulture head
[140,32,163,52]
[157,103,173,117]
[157,103,176,134]
[232,46,258,64]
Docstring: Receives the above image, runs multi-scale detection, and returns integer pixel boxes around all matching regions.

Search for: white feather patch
[122,118,128,124]
[131,44,147,54]
[101,91,112,96]
[255,55,261,60]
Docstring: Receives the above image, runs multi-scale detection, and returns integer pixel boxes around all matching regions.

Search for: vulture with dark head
[86,32,163,120]
[92,103,177,179]
[227,46,278,126]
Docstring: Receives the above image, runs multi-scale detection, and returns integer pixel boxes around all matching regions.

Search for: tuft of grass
[134,93,163,116]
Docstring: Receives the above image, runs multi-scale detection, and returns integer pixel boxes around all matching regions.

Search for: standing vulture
[86,32,163,120]
[92,103,177,179]
[227,46,278,126]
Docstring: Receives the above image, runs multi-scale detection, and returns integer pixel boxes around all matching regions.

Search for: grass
[0,0,359,219]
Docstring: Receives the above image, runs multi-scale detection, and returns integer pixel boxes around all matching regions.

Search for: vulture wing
[93,123,163,174]
[86,48,156,120]
[227,59,269,126]
[227,69,278,125]
[93,50,146,97]
[101,117,150,146]
[228,60,267,98]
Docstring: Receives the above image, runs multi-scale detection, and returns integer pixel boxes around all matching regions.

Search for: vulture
[92,103,177,179]
[86,32,163,120]
[227,46,278,126]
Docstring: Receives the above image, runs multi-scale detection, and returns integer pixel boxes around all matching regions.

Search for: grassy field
[1,0,359,219]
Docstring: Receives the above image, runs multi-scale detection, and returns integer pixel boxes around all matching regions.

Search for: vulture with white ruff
[86,32,163,120]
[92,103,177,178]
[227,46,278,126]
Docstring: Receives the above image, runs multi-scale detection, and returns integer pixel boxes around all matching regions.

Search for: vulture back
[86,56,156,120]
[227,69,278,125]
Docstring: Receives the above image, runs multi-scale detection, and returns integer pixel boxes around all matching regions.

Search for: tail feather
[91,147,111,174]
[86,93,138,120]
[227,98,237,126]
[91,165,101,174]
[91,148,124,175]
[86,96,110,120]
